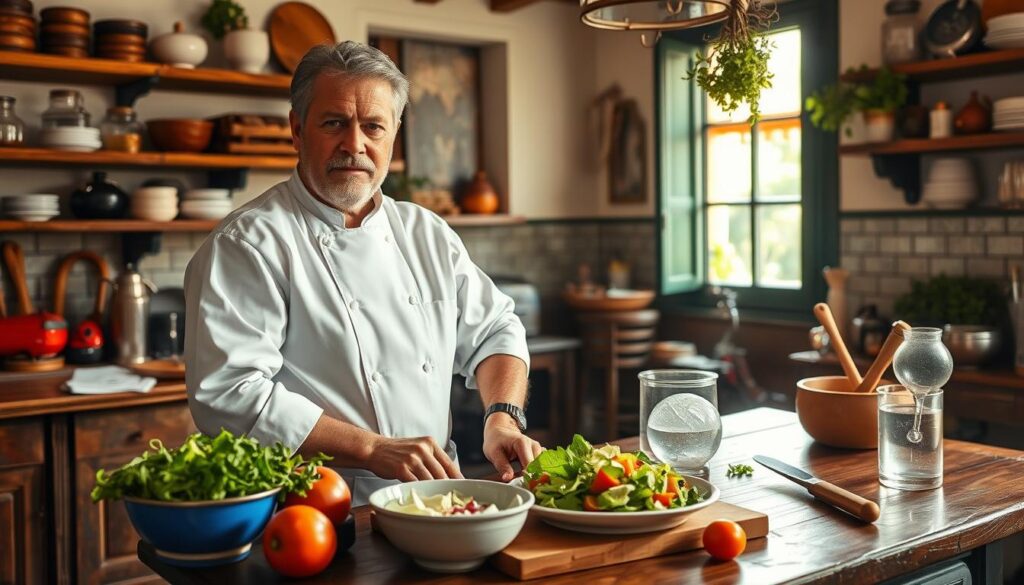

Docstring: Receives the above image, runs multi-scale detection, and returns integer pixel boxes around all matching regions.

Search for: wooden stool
[576,309,660,440]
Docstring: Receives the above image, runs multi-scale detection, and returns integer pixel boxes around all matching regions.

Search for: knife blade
[754,455,880,523]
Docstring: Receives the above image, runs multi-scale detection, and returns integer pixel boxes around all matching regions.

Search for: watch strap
[484,402,527,432]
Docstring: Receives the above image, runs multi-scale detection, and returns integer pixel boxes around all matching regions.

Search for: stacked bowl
[984,13,1024,49]
[39,6,90,58]
[0,0,37,53]
[39,126,101,151]
[2,194,59,221]
[180,189,232,220]
[93,19,147,61]
[994,97,1024,132]
[922,157,978,209]
[131,186,178,221]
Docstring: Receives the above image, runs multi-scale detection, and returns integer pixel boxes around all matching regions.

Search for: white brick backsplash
[878,235,911,254]
[1008,217,1024,232]
[862,218,895,233]
[0,233,36,252]
[849,276,878,294]
[83,233,117,250]
[840,255,862,272]
[928,217,965,233]
[898,257,929,275]
[864,256,896,273]
[149,271,187,290]
[987,235,1024,256]
[879,276,913,296]
[913,236,945,255]
[956,236,986,256]
[162,233,194,250]
[139,251,172,271]
[930,257,965,276]
[967,258,1005,278]
[22,253,54,277]
[38,232,81,252]
[840,218,863,234]
[897,218,928,233]
[968,217,1006,233]
[171,250,196,269]
[848,235,877,253]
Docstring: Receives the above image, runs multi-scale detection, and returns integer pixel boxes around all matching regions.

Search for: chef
[184,41,540,504]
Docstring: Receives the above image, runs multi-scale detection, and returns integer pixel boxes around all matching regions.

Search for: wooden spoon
[854,320,910,393]
[813,302,862,388]
[2,241,33,315]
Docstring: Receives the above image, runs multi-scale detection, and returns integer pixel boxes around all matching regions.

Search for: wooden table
[139,408,1024,584]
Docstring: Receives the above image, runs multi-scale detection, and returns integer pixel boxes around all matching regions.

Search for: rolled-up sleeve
[445,227,530,389]
[184,232,324,450]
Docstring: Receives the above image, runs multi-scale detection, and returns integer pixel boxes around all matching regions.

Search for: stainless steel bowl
[942,324,1001,368]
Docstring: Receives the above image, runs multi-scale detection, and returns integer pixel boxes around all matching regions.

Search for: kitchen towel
[65,365,157,394]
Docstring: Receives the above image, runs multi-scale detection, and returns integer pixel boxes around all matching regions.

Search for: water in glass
[639,370,721,476]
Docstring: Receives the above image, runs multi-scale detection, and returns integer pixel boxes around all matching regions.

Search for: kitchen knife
[754,455,880,523]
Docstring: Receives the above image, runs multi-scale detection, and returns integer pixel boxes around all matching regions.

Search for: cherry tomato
[583,495,602,511]
[651,492,676,507]
[263,505,337,577]
[588,468,621,494]
[283,466,352,525]
[702,519,747,561]
[528,473,551,491]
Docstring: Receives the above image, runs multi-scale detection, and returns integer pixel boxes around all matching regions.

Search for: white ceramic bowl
[368,479,533,574]
[150,25,208,69]
[133,187,179,199]
[183,188,231,201]
[131,205,178,221]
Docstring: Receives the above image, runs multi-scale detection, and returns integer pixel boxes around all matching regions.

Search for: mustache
[327,155,375,173]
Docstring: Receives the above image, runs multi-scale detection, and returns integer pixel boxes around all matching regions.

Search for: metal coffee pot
[108,263,157,366]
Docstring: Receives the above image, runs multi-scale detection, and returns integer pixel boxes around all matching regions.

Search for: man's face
[290,73,397,212]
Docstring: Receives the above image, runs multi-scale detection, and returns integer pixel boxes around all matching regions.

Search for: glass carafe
[892,327,953,396]
[42,89,90,128]
[0,96,24,145]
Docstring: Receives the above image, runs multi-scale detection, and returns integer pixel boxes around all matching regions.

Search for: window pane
[706,124,751,203]
[757,118,801,202]
[707,205,752,286]
[759,28,802,117]
[756,204,802,289]
[664,209,696,284]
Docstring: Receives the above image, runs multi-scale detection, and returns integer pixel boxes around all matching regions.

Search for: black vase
[70,171,128,219]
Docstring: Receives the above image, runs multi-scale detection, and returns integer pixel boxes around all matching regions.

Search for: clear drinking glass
[639,370,721,477]
[878,385,943,491]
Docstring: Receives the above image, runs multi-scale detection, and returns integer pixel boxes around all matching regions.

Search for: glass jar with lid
[42,89,90,128]
[0,96,24,146]
[100,106,144,153]
[882,0,922,65]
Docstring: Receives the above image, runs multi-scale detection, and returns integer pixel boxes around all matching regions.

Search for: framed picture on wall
[608,99,647,204]
[401,39,480,195]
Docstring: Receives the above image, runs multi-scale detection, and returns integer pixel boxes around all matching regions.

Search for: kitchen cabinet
[0,418,48,585]
[74,403,196,585]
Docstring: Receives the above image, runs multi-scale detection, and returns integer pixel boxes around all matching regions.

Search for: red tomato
[263,505,337,577]
[583,495,602,511]
[702,519,747,561]
[283,466,351,525]
[651,492,676,507]
[588,468,621,494]
[528,473,551,491]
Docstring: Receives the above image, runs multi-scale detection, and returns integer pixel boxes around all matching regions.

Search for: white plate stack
[180,189,232,220]
[985,13,1024,49]
[131,186,179,221]
[922,158,978,209]
[1,194,60,221]
[39,127,102,152]
[994,97,1024,132]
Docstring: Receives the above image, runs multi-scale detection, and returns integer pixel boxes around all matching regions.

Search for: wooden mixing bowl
[795,375,893,449]
[147,119,213,152]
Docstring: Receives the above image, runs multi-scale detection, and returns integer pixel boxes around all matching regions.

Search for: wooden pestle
[854,320,910,393]
[813,302,863,388]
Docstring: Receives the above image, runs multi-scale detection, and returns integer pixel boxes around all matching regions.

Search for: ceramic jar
[71,171,129,219]
[0,96,24,146]
[930,101,953,138]
[864,109,896,143]
[224,29,269,74]
[954,91,992,135]
[461,171,500,214]
[150,22,208,69]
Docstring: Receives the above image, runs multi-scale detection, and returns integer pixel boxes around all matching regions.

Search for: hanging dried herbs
[684,0,778,124]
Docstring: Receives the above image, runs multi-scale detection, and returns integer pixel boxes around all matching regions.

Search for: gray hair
[290,41,409,124]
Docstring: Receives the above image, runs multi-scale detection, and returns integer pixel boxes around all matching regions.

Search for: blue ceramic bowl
[124,487,280,567]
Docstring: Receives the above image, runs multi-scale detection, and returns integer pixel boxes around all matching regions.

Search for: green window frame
[655,0,839,320]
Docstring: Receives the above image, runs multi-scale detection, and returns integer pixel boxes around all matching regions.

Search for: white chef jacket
[183,172,529,497]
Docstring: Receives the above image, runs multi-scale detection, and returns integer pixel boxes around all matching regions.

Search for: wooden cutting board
[491,502,768,580]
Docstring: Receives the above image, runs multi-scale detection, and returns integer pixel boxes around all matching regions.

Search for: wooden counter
[139,408,1024,584]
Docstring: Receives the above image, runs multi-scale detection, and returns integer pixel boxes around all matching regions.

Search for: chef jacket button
[319,234,332,247]
[371,372,382,383]
[422,362,432,373]
[349,299,361,311]
[408,295,419,305]
[384,233,392,243]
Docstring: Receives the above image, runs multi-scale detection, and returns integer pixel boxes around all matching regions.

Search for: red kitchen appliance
[53,250,110,364]
[0,241,67,370]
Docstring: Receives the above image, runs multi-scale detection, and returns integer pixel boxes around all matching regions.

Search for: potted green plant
[806,66,908,142]
[201,0,268,74]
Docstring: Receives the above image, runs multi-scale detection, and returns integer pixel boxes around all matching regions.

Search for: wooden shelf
[839,132,1024,156]
[840,49,1024,84]
[0,220,218,232]
[0,50,290,97]
[0,147,296,169]
[442,214,526,227]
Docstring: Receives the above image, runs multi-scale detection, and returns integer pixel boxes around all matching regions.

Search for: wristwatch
[484,403,527,433]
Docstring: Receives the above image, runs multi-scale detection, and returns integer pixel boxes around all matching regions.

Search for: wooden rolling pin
[854,320,910,393]
[813,302,862,388]
[2,241,33,315]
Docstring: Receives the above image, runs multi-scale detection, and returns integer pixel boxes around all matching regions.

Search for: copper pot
[461,171,500,215]
[955,91,992,135]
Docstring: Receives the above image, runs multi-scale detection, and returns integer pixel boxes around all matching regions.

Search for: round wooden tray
[562,289,656,312]
[269,1,335,73]
[4,355,65,372]
[131,359,185,380]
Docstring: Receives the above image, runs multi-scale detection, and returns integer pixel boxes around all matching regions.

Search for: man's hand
[367,435,464,481]
[483,414,543,482]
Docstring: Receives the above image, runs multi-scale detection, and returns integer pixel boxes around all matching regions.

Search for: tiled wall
[840,214,1022,318]
[0,219,656,330]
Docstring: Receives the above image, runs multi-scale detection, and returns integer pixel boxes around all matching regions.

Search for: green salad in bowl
[523,435,703,512]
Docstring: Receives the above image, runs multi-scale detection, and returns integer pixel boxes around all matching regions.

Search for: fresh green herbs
[806,66,908,135]
[91,429,330,503]
[523,434,703,512]
[201,0,248,40]
[894,275,1006,327]
[727,463,754,478]
[684,0,778,124]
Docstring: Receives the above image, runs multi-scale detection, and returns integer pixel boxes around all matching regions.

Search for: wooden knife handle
[809,481,880,523]
[854,320,910,393]
[813,302,862,386]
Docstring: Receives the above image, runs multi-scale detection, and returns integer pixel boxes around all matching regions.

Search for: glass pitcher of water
[639,370,721,477]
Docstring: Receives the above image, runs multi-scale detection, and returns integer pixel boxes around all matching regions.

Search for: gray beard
[300,163,388,213]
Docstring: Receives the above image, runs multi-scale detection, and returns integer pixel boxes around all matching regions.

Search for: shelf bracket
[115,76,159,108]
[121,232,163,265]
[207,169,248,191]
[870,154,921,205]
